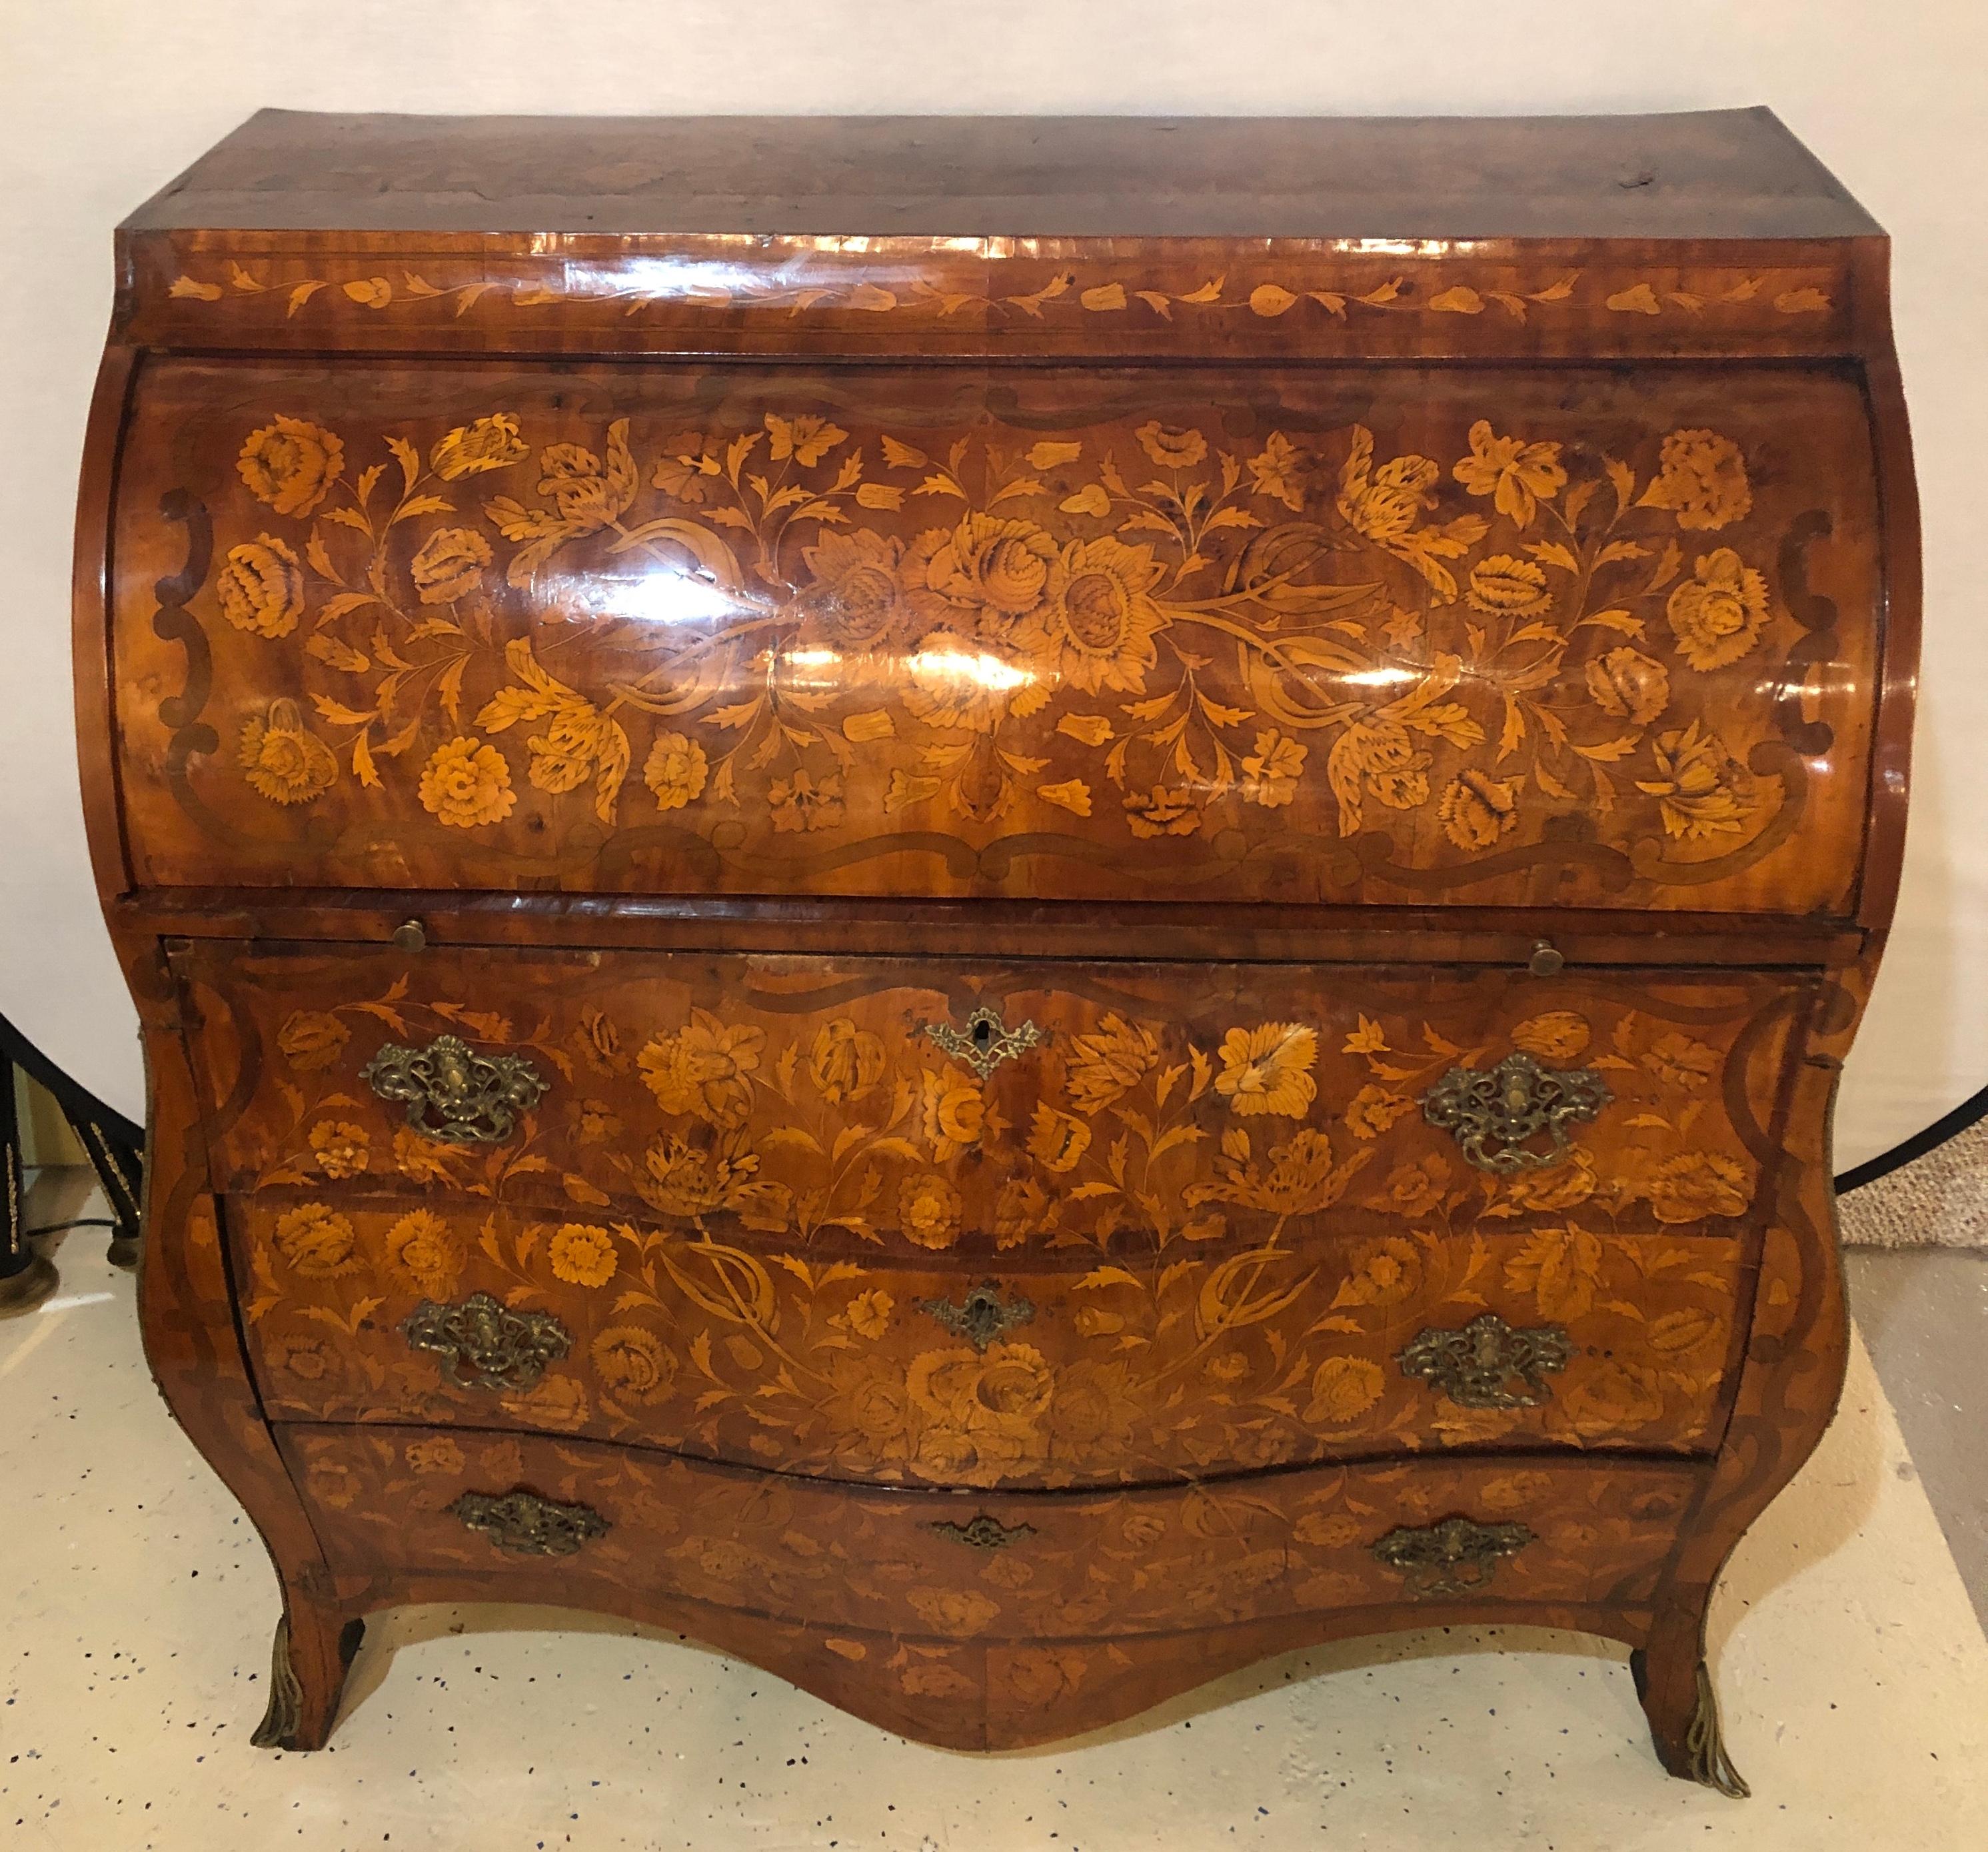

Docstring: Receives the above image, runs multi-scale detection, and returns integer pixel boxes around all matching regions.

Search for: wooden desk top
[127,108,1879,241]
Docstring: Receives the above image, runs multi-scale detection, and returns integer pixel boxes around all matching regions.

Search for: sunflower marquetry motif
[88,112,1913,1797]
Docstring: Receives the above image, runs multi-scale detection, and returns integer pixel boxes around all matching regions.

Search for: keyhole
[973,1018,993,1048]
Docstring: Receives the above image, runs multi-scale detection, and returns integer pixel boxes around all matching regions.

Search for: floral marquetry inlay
[241,1189,1749,1489]
[209,948,1783,1487]
[284,1423,1695,1647]
[159,258,1837,331]
[113,363,1877,913]
[181,946,1802,1262]
[95,109,1913,1781]
[93,107,1913,1784]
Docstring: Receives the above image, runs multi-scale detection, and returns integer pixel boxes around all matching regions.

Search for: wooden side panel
[109,359,1879,915]
[1631,957,1865,1773]
[121,954,353,1747]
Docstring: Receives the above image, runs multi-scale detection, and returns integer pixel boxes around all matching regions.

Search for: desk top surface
[127,108,1879,242]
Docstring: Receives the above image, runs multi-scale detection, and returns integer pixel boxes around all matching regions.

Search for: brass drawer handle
[922,1005,1039,1079]
[401,1292,572,1392]
[1371,1516,1534,1597]
[361,1032,547,1144]
[930,1514,1036,1550]
[448,1489,609,1557]
[921,1282,1036,1353]
[1397,1314,1573,1409]
[1420,1051,1609,1172]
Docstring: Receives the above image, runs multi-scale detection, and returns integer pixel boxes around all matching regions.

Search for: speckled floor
[1845,1246,1988,1628]
[7,1202,1988,1850]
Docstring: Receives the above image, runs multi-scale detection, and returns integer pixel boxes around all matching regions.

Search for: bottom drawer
[281,1423,1698,1643]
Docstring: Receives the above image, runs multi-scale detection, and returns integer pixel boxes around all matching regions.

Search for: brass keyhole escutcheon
[923,1006,1040,1079]
[921,1282,1036,1353]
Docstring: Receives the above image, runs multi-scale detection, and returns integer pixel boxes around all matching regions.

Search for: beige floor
[1840,1116,1988,1250]
[1845,1247,1988,1625]
[5,1222,1987,1851]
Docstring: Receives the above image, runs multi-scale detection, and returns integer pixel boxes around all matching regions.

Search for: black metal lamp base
[0,1251,60,1317]
[2,1012,146,1305]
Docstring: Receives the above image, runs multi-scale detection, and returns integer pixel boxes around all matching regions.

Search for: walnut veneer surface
[76,109,1917,1795]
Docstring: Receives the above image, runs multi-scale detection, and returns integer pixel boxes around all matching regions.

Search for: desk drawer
[177,941,1806,1259]
[281,1422,1699,1641]
[233,1194,1749,1487]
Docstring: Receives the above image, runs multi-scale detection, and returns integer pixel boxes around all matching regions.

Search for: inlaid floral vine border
[162,261,1836,326]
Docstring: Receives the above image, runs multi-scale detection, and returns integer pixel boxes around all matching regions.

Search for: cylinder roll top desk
[75,109,1917,1793]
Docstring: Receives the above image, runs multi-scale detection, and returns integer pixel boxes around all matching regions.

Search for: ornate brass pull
[922,1005,1039,1079]
[401,1292,572,1393]
[1397,1313,1573,1409]
[1372,1516,1534,1597]
[921,1282,1036,1353]
[930,1514,1036,1550]
[448,1489,610,1557]
[361,1033,547,1144]
[1419,1051,1610,1173]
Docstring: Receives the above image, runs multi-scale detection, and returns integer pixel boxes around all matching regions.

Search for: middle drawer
[229,1193,1751,1487]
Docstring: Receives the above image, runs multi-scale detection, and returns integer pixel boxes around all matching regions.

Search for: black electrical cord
[1835,1076,1988,1196]
[20,1217,118,1237]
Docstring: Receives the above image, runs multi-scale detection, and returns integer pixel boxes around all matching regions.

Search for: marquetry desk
[76,109,1917,1794]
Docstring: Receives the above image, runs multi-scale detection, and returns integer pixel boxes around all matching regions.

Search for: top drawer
[106,358,1879,916]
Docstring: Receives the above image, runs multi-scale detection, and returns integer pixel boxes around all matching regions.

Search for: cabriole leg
[1631,1604,1749,1799]
[251,1595,365,1751]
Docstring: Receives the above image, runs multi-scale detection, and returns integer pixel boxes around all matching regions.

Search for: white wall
[3,0,1981,1162]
